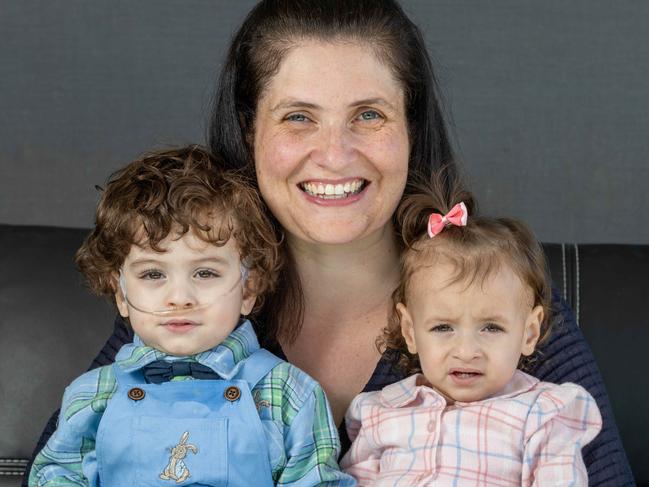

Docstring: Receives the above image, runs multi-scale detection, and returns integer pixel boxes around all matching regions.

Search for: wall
[1,0,648,243]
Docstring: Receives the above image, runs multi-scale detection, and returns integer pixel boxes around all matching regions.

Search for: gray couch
[1,224,647,486]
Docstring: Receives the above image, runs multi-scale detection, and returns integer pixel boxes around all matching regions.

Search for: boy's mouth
[299,179,368,200]
[162,320,198,332]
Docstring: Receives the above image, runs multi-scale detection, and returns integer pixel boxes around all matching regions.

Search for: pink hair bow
[427,202,468,238]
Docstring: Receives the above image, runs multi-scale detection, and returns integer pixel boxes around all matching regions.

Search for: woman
[27,0,633,484]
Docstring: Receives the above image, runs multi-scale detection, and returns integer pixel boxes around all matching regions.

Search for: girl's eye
[195,269,219,279]
[430,324,453,333]
[483,323,504,333]
[140,270,164,280]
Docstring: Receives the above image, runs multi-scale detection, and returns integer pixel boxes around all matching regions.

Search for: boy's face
[115,228,256,356]
[398,261,543,404]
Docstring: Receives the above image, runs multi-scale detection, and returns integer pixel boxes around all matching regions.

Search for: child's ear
[521,305,543,356]
[397,303,417,355]
[112,272,129,318]
[239,271,258,316]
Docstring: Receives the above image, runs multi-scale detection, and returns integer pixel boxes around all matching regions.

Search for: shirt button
[428,421,435,432]
[224,386,241,402]
[128,387,145,401]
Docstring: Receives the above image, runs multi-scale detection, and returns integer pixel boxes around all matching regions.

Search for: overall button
[128,387,145,401]
[224,386,241,402]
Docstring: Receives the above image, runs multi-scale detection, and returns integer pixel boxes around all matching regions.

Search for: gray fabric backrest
[1,1,648,243]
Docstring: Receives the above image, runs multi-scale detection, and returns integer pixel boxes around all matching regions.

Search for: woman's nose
[311,123,356,170]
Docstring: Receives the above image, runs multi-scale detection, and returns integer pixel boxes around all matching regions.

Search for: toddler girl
[29,146,354,487]
[340,182,602,486]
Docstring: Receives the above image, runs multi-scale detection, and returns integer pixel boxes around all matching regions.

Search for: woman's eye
[140,270,164,280]
[285,113,309,123]
[195,269,219,279]
[431,324,453,333]
[356,110,383,122]
[483,323,504,333]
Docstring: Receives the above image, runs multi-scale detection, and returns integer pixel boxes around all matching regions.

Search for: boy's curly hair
[378,170,553,375]
[75,145,282,316]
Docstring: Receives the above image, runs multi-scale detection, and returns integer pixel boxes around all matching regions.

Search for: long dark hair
[208,0,457,346]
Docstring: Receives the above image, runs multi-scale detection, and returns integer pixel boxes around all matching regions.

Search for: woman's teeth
[301,180,366,199]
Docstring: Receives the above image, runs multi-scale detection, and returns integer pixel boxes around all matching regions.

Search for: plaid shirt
[340,370,602,486]
[30,320,354,487]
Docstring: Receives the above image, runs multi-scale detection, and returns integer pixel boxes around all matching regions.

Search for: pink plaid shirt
[340,370,601,486]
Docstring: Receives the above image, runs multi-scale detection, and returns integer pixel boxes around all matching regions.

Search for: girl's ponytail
[396,165,476,248]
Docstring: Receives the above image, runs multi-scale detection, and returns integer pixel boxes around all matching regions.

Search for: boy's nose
[165,281,198,308]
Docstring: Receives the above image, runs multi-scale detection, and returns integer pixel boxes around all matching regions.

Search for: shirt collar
[115,319,260,380]
[379,370,539,409]
[379,374,446,408]
[482,369,539,401]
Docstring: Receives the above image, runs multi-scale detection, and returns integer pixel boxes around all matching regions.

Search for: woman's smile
[253,40,409,245]
[299,178,369,205]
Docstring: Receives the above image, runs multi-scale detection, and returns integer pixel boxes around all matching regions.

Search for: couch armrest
[0,225,115,487]
[544,243,649,485]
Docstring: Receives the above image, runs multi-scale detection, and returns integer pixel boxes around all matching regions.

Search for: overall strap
[234,349,283,389]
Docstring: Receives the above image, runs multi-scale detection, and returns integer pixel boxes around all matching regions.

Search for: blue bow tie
[142,360,221,384]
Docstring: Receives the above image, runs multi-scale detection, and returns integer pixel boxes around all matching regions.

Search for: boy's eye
[430,323,453,333]
[195,269,219,279]
[483,323,504,333]
[140,270,164,280]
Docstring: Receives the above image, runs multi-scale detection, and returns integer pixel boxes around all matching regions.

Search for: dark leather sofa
[1,223,647,486]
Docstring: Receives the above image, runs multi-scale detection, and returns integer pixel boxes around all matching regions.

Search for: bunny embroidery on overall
[96,332,281,486]
[160,431,198,483]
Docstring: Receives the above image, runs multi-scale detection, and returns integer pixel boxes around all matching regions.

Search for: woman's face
[253,41,409,246]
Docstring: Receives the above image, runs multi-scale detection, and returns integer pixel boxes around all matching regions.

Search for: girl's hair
[380,172,553,374]
[208,0,457,346]
[75,145,282,316]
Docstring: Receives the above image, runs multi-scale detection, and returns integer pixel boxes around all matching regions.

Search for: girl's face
[398,261,543,404]
[115,227,256,356]
[253,40,409,246]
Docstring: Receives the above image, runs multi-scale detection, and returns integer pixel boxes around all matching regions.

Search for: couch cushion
[1,227,647,485]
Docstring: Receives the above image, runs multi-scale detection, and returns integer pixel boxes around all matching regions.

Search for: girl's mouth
[449,369,483,384]
[299,179,368,200]
[452,372,481,378]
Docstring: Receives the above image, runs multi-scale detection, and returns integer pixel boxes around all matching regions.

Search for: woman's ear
[240,271,258,316]
[397,303,417,354]
[521,305,544,356]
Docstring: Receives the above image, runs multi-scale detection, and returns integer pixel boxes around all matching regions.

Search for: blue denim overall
[95,349,281,486]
